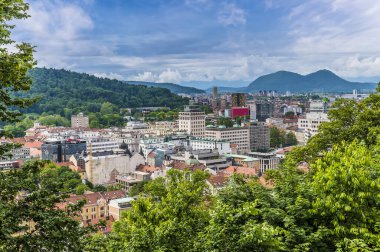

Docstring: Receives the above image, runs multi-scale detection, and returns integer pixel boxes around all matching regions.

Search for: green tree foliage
[270,127,284,148]
[285,131,298,146]
[217,116,234,127]
[199,175,285,251]
[0,161,86,251]
[144,108,179,122]
[270,127,297,148]
[89,170,210,251]
[288,85,380,165]
[40,163,88,194]
[200,104,213,114]
[0,0,36,155]
[4,113,69,137]
[26,68,190,117]
[311,141,380,249]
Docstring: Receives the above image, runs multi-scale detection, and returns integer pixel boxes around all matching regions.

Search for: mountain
[246,69,376,92]
[25,68,189,116]
[125,81,205,94]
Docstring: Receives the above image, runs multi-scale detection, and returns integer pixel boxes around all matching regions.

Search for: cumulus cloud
[13,0,95,68]
[217,3,246,26]
[288,0,380,54]
[93,72,124,80]
[129,69,183,83]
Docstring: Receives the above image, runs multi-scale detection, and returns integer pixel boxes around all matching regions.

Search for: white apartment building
[179,104,205,137]
[205,126,250,153]
[87,138,120,153]
[298,112,329,142]
[71,113,89,128]
[189,138,231,155]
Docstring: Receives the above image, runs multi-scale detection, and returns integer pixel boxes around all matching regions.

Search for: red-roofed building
[222,166,257,178]
[57,190,126,229]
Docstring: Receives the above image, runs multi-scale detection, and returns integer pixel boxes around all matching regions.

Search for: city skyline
[12,0,380,87]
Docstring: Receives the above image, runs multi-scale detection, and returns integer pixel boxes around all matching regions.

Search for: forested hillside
[125,81,205,94]
[26,68,189,116]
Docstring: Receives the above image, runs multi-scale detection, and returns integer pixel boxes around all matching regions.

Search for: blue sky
[12,0,380,87]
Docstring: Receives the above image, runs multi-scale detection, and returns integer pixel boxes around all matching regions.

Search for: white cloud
[129,69,183,83]
[13,0,95,68]
[93,72,124,80]
[217,3,246,26]
[288,0,380,54]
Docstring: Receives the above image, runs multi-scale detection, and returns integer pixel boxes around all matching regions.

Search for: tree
[99,170,210,251]
[284,111,295,118]
[311,140,380,249]
[0,2,86,250]
[217,116,234,127]
[0,0,36,156]
[284,132,298,146]
[270,127,284,148]
[0,161,87,251]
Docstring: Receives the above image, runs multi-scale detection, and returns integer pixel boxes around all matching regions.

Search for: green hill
[25,68,189,116]
[125,81,205,94]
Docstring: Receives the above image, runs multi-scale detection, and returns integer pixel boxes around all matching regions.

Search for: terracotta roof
[208,173,229,187]
[24,141,43,149]
[222,166,257,177]
[59,190,126,207]
[100,190,126,200]
[136,164,161,173]
[171,160,205,171]
[10,138,27,144]
[83,215,115,234]
[55,161,74,167]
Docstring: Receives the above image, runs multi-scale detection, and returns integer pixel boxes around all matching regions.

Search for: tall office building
[71,113,89,128]
[213,86,218,99]
[231,93,246,107]
[255,101,274,122]
[249,122,270,151]
[179,103,206,137]
[42,140,87,162]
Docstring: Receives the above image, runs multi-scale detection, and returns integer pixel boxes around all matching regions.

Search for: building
[249,122,270,151]
[205,126,250,153]
[224,154,260,169]
[213,86,218,99]
[42,139,87,162]
[170,149,232,171]
[87,138,120,153]
[230,107,250,119]
[108,197,135,221]
[309,101,329,113]
[178,103,206,137]
[0,141,31,162]
[57,190,126,226]
[231,93,246,107]
[254,101,274,122]
[248,152,281,174]
[116,171,151,191]
[71,113,89,128]
[85,152,145,185]
[189,138,231,155]
[298,112,329,142]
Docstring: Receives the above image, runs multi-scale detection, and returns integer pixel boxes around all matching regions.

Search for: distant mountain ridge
[245,69,376,92]
[125,81,205,94]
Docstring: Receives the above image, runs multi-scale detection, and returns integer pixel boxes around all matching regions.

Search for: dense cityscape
[1,0,380,251]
